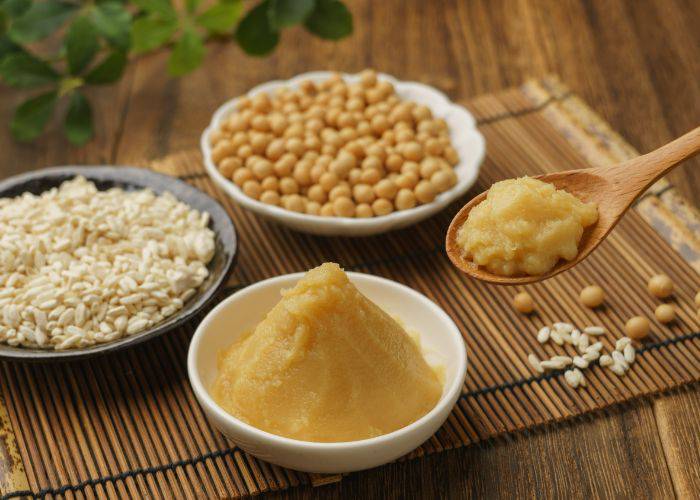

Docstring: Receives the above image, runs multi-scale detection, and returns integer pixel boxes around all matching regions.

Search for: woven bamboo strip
[1,78,699,499]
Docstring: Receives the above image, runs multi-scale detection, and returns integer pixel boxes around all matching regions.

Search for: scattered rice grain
[541,360,567,370]
[599,354,613,367]
[573,356,589,369]
[616,337,632,352]
[586,341,603,353]
[612,351,629,369]
[550,331,564,345]
[611,363,626,376]
[577,333,590,352]
[528,354,544,374]
[554,322,574,333]
[583,326,605,336]
[537,326,551,344]
[564,369,580,388]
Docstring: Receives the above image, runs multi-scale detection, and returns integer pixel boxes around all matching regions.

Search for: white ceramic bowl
[201,71,485,236]
[188,272,467,473]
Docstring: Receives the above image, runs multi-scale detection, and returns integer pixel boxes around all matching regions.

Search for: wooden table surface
[1,0,699,498]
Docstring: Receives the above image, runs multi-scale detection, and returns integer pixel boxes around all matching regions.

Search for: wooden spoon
[446,126,700,285]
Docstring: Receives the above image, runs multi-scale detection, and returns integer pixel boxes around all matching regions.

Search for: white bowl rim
[200,70,485,232]
[188,271,467,450]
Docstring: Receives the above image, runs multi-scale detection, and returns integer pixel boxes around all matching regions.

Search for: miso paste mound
[211,263,442,442]
[457,177,598,276]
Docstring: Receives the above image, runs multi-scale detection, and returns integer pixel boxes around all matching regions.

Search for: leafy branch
[0,0,353,145]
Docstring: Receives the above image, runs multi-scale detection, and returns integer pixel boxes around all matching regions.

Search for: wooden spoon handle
[605,126,700,191]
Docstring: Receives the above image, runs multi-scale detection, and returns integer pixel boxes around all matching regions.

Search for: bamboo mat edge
[1,75,699,497]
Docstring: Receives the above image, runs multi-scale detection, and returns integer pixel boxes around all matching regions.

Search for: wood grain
[0,0,699,498]
[280,403,678,499]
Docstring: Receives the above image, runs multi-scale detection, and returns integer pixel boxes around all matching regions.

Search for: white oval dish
[188,271,467,473]
[200,71,485,236]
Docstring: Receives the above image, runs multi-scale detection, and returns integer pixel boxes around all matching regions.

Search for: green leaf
[196,0,242,34]
[0,9,6,36]
[8,1,77,43]
[1,0,31,18]
[64,92,93,145]
[167,27,204,76]
[304,0,351,40]
[131,15,177,53]
[0,35,21,58]
[132,0,175,18]
[65,16,99,75]
[84,50,126,84]
[11,90,57,141]
[235,1,279,56]
[268,0,314,29]
[0,52,58,87]
[90,2,132,49]
[185,0,201,13]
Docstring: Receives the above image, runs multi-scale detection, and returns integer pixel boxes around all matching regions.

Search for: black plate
[0,166,237,362]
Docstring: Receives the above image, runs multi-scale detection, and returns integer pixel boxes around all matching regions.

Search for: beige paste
[457,177,598,276]
[211,263,442,442]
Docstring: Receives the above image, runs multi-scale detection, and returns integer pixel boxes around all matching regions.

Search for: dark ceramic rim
[0,166,237,362]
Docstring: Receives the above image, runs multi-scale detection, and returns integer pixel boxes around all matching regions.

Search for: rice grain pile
[0,176,215,350]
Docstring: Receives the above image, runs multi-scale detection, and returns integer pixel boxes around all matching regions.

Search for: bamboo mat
[2,76,700,499]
